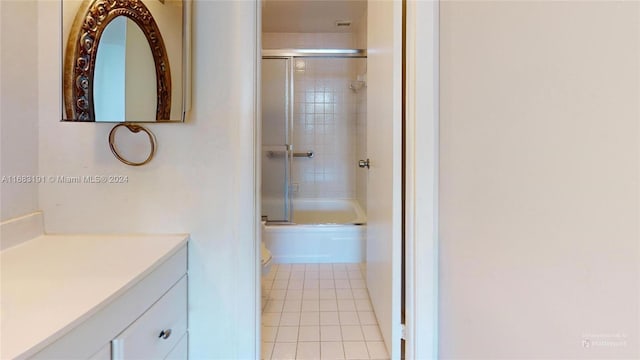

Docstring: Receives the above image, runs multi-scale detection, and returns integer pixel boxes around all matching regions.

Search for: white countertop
[0,234,188,359]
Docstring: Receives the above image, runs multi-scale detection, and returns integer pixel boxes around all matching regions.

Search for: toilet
[261,241,273,276]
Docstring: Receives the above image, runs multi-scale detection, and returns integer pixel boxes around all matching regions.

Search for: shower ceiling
[262,0,366,33]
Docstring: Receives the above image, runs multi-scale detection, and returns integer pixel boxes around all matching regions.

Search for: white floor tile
[302,300,320,312]
[298,326,320,342]
[287,289,303,300]
[262,263,386,360]
[366,341,389,360]
[263,326,278,342]
[300,311,320,326]
[320,342,345,360]
[338,312,360,326]
[354,299,372,312]
[306,271,320,280]
[305,279,320,289]
[291,271,306,280]
[276,326,299,342]
[288,280,304,290]
[270,290,287,300]
[303,289,320,300]
[343,342,369,360]
[333,271,349,279]
[283,300,302,312]
[336,289,354,299]
[280,312,301,326]
[297,342,321,360]
[351,289,368,300]
[279,264,292,271]
[262,312,281,327]
[319,289,337,299]
[361,325,383,341]
[319,279,335,289]
[319,299,338,312]
[276,271,292,280]
[262,342,274,360]
[337,300,356,312]
[341,326,364,341]
[272,342,297,360]
[358,312,378,325]
[292,264,306,271]
[319,311,340,326]
[318,264,333,271]
[320,325,342,342]
[273,280,289,290]
[332,264,347,271]
[265,300,285,313]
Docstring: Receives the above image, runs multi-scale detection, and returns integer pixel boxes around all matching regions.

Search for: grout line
[262,263,388,360]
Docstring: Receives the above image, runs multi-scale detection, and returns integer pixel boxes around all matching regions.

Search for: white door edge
[254,0,262,358]
[404,1,439,359]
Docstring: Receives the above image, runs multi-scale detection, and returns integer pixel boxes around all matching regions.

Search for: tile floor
[261,263,390,360]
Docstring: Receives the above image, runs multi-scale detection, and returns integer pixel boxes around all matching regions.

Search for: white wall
[38,0,258,358]
[439,1,639,358]
[0,0,39,222]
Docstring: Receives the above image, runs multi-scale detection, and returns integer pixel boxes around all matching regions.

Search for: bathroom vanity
[1,234,188,359]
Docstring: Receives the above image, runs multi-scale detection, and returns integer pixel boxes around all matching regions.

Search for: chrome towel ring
[108,124,156,166]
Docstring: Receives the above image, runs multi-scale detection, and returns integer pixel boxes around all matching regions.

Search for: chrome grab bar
[266,150,314,158]
[294,151,314,158]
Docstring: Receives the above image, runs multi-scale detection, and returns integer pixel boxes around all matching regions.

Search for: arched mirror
[62,0,190,122]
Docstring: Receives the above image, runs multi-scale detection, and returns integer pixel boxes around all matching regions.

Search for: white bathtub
[263,199,366,263]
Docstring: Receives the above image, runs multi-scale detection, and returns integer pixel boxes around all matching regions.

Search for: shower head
[349,80,366,92]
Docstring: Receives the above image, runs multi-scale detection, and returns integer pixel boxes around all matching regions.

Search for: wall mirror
[62,0,191,122]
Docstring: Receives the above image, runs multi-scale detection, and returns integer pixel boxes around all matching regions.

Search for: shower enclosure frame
[261,49,367,224]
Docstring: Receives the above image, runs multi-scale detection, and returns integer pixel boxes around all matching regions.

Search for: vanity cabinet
[32,245,188,360]
[112,277,187,359]
[1,234,188,360]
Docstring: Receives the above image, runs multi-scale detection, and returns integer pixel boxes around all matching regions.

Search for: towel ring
[108,124,156,166]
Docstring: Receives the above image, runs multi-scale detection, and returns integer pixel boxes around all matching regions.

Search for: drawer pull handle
[159,329,172,340]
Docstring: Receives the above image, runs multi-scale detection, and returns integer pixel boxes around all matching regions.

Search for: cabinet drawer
[165,333,188,360]
[112,276,187,359]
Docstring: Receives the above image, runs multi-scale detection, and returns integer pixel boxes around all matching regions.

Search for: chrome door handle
[358,159,370,169]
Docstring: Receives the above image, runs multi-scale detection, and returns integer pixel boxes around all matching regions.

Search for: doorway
[258,1,404,359]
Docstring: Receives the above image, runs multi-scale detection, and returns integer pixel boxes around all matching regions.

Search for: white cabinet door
[88,344,111,360]
[165,333,188,360]
[112,277,187,360]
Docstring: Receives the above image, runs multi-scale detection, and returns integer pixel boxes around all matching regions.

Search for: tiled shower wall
[292,58,365,199]
[263,32,367,203]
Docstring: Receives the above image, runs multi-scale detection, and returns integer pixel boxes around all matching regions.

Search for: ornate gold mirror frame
[63,0,172,121]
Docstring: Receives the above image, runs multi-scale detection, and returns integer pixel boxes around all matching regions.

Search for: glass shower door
[261,58,292,222]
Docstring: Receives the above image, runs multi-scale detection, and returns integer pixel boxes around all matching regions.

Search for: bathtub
[263,199,366,263]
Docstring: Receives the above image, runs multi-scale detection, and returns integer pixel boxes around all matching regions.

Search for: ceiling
[262,0,367,33]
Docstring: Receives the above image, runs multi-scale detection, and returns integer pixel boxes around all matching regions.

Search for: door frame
[252,0,440,358]
[404,1,439,358]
